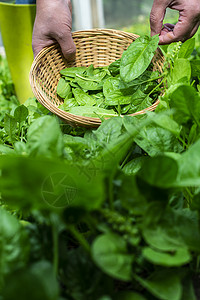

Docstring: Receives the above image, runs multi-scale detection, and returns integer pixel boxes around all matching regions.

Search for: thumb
[150,0,167,36]
[57,32,76,62]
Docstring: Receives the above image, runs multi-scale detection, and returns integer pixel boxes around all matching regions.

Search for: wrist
[36,0,71,10]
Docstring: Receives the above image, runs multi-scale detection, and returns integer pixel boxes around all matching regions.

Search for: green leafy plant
[1,33,200,300]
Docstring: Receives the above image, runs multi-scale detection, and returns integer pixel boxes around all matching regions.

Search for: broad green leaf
[178,38,195,59]
[119,70,155,91]
[135,270,182,300]
[142,247,191,267]
[76,76,103,91]
[92,115,152,173]
[122,114,151,135]
[62,117,125,170]
[167,42,181,56]
[68,106,117,118]
[123,156,145,175]
[121,104,132,114]
[134,125,182,156]
[92,131,133,173]
[57,78,71,99]
[129,90,154,113]
[175,138,200,186]
[92,233,133,281]
[92,117,123,144]
[120,35,159,83]
[92,70,108,81]
[103,77,132,105]
[58,97,78,111]
[117,174,148,215]
[138,156,178,188]
[92,95,106,107]
[69,80,80,89]
[73,88,96,106]
[171,58,191,83]
[4,113,17,139]
[0,155,105,211]
[2,261,59,300]
[188,123,197,145]
[190,59,200,77]
[108,58,121,76]
[63,134,93,163]
[170,84,200,125]
[60,66,87,77]
[86,64,94,76]
[142,207,200,252]
[14,105,28,124]
[27,116,64,158]
[91,91,105,101]
[14,141,27,155]
[150,112,181,136]
[0,145,15,155]
[0,208,29,288]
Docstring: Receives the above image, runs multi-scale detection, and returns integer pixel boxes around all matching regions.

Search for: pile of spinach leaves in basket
[57,35,163,118]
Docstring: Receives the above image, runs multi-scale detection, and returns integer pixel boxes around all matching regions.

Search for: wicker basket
[29,29,164,128]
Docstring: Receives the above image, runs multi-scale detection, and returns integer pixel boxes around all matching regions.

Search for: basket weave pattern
[30,29,164,127]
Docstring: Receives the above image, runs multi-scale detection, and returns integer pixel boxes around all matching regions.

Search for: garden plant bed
[0,35,200,300]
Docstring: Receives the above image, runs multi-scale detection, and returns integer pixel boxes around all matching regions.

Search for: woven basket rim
[30,28,163,127]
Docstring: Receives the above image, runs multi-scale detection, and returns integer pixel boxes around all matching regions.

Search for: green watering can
[0,2,36,103]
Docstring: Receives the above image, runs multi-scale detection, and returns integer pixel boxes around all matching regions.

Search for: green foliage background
[1,19,200,300]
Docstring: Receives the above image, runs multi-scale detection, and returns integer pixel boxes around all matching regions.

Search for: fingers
[57,33,76,61]
[160,23,175,35]
[150,0,169,36]
[32,0,75,61]
[32,30,76,61]
[32,34,76,61]
[150,0,200,45]
[159,16,200,45]
[58,0,76,61]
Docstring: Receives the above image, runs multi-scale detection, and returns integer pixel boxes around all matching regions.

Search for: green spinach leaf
[120,35,159,83]
[92,233,133,281]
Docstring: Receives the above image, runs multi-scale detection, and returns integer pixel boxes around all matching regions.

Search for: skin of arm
[32,0,76,60]
[150,0,200,44]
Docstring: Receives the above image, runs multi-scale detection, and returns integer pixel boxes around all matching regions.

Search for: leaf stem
[108,172,115,211]
[178,135,188,150]
[196,255,200,272]
[148,78,165,98]
[126,72,167,87]
[68,225,91,254]
[52,222,59,276]
[20,126,24,143]
[75,73,100,82]
[120,148,133,169]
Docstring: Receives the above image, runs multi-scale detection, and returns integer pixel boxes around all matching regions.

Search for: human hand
[32,0,76,61]
[150,0,200,44]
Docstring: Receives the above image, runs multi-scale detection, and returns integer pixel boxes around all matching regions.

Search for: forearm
[35,0,72,16]
[36,0,71,8]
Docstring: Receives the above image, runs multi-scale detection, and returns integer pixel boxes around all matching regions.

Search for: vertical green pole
[0,3,36,103]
